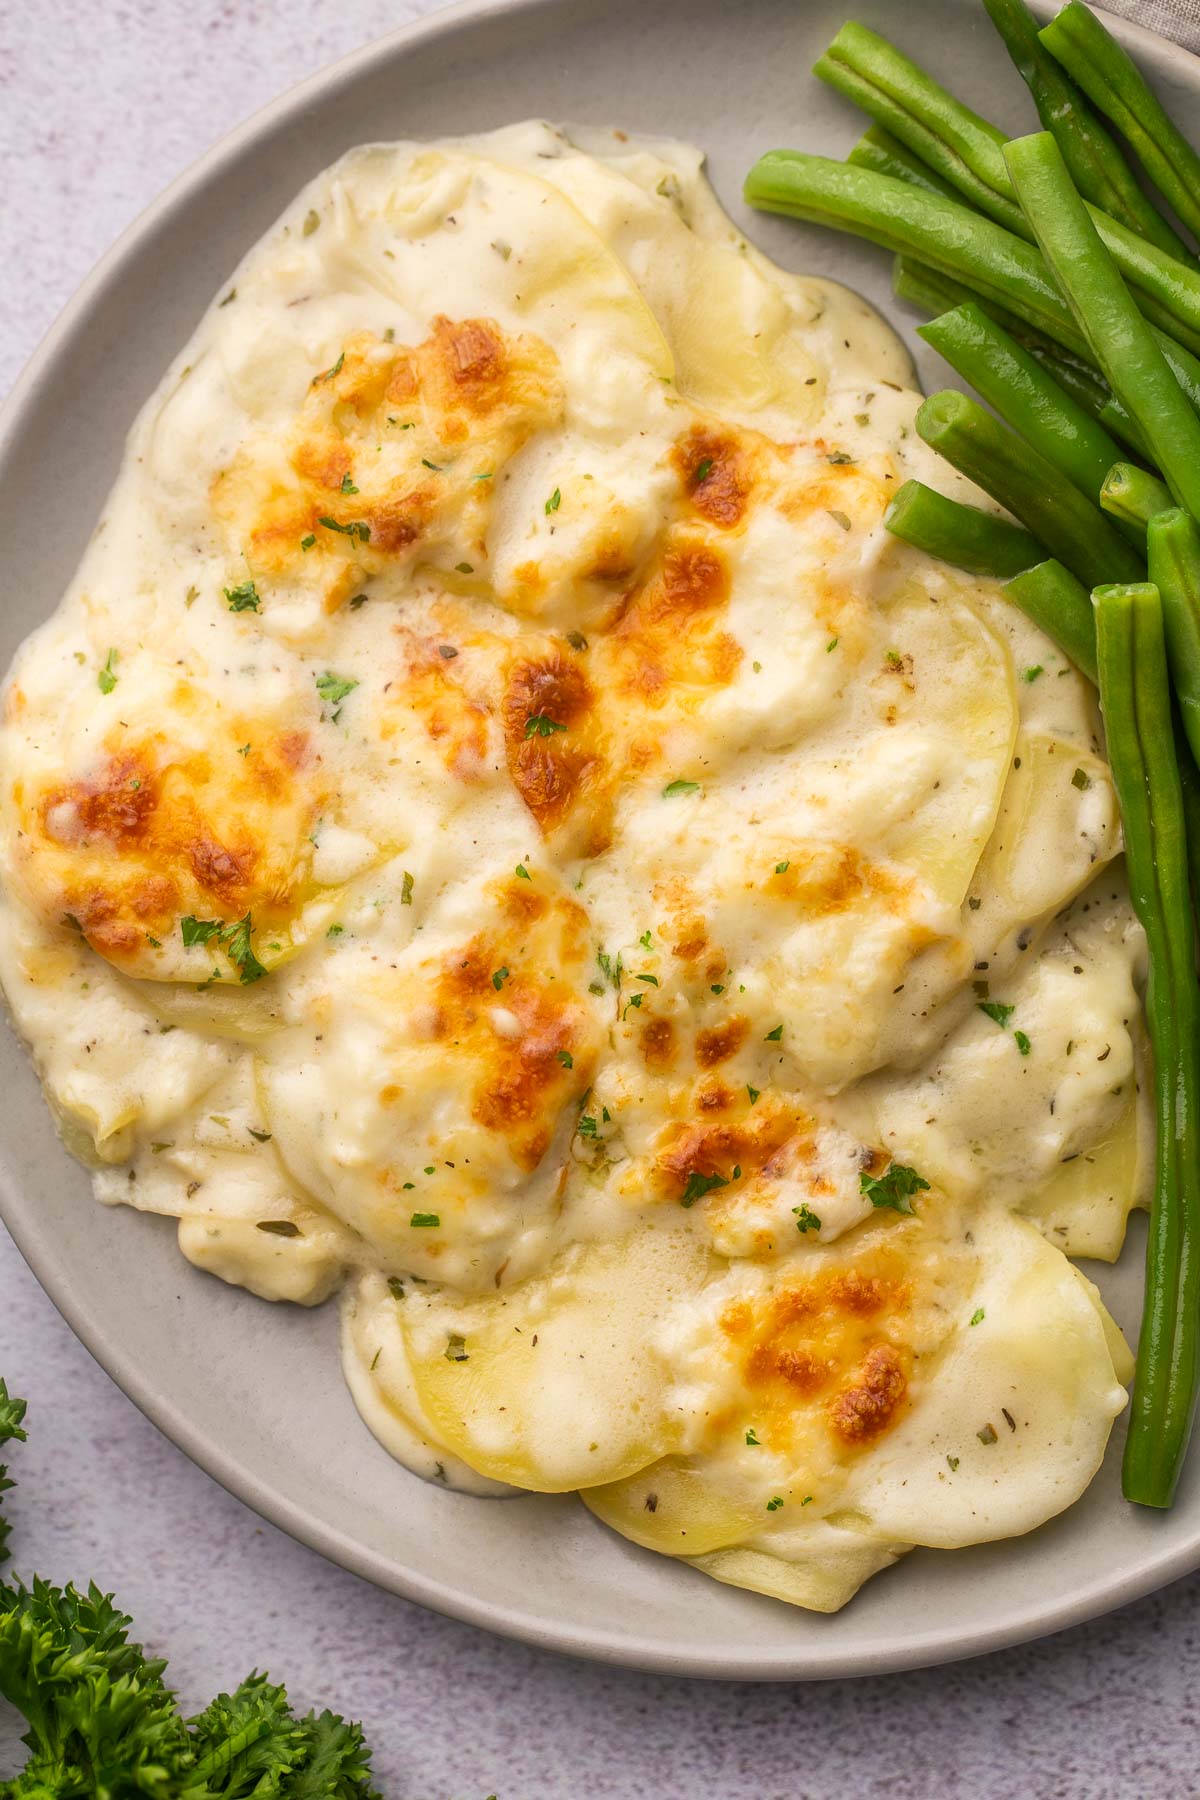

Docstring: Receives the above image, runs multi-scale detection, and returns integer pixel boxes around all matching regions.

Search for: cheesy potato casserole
[0,124,1148,1611]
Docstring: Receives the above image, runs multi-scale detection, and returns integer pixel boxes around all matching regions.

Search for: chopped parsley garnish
[545,487,562,514]
[793,1204,822,1233]
[860,1160,930,1215]
[455,561,474,574]
[634,972,659,987]
[577,1114,598,1138]
[491,966,510,991]
[401,870,414,906]
[745,1428,761,1446]
[256,1220,301,1238]
[1022,664,1044,683]
[826,450,853,465]
[300,533,316,550]
[444,1334,469,1363]
[388,1275,405,1300]
[327,923,344,938]
[558,1050,573,1068]
[1014,1029,1032,1057]
[317,514,370,543]
[693,458,714,483]
[826,637,838,652]
[224,580,261,613]
[472,471,493,482]
[766,1496,784,1511]
[314,350,345,384]
[711,983,724,995]
[969,1307,985,1326]
[827,508,851,531]
[97,649,118,695]
[978,1000,1014,1029]
[340,472,359,495]
[747,1085,760,1105]
[639,930,653,949]
[662,779,700,798]
[421,458,442,472]
[349,592,368,609]
[775,860,790,874]
[947,1455,960,1472]
[248,1128,272,1143]
[515,863,531,880]
[179,912,266,984]
[977,1423,998,1445]
[302,208,320,235]
[525,713,567,738]
[315,670,359,719]
[680,1169,728,1208]
[1072,766,1092,790]
[596,951,622,989]
[764,1023,784,1042]
[622,993,643,1018]
[410,1212,440,1229]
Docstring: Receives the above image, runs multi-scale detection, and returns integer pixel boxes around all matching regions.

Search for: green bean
[1093,581,1200,1509]
[816,24,1026,233]
[883,479,1042,578]
[1005,133,1200,524]
[815,24,1200,348]
[747,152,1200,428]
[1098,398,1155,463]
[1148,509,1200,770]
[1004,559,1097,681]
[848,126,961,201]
[915,389,1142,589]
[1041,1,1200,249]
[982,0,1194,261]
[890,255,1099,399]
[1099,463,1173,551]
[746,152,1089,354]
[918,302,1128,509]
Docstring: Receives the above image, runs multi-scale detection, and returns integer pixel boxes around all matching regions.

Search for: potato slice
[873,585,1018,909]
[1019,1091,1144,1262]
[402,1224,714,1491]
[966,733,1118,930]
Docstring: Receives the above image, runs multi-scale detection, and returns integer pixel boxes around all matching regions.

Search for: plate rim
[3,0,1200,1681]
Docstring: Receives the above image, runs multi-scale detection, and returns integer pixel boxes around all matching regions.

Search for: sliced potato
[874,585,1018,908]
[686,1539,904,1616]
[967,733,1118,930]
[582,1455,763,1557]
[1019,1091,1143,1263]
[402,1224,714,1491]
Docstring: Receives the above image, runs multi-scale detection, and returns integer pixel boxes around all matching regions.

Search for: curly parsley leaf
[680,1169,728,1208]
[179,913,266,984]
[860,1161,930,1215]
[315,671,360,721]
[524,714,566,738]
[224,581,261,614]
[0,1380,27,1565]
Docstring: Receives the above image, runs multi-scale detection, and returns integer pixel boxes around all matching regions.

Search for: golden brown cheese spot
[598,537,740,711]
[766,842,910,920]
[639,1015,676,1073]
[20,720,323,974]
[695,1016,749,1068]
[653,1104,799,1200]
[211,320,562,596]
[721,1254,913,1456]
[673,424,754,529]
[828,1343,910,1443]
[422,886,598,1169]
[500,642,611,851]
[387,627,499,784]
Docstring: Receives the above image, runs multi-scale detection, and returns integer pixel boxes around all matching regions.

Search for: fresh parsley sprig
[0,1387,381,1796]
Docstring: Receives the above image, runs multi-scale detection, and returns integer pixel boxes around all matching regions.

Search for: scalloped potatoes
[0,123,1148,1613]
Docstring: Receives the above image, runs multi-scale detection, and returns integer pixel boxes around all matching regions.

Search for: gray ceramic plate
[2,0,1198,1679]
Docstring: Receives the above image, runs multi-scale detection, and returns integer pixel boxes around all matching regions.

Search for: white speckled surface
[4,3,1200,1794]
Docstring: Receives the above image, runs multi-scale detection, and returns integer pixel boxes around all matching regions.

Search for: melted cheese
[0,122,1146,1615]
